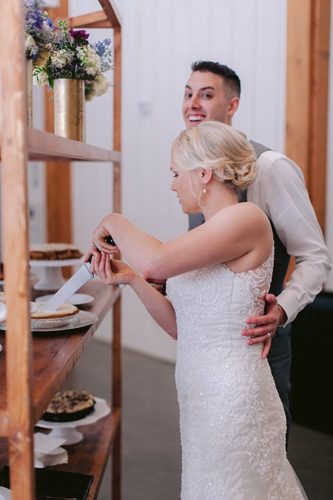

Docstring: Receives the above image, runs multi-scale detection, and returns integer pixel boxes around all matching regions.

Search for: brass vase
[26,59,33,127]
[54,78,85,142]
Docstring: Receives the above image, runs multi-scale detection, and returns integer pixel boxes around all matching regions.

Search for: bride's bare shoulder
[217,202,268,224]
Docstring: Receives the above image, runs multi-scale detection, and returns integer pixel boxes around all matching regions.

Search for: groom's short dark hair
[191,61,241,97]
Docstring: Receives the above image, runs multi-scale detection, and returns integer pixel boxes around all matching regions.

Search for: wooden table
[0,280,121,499]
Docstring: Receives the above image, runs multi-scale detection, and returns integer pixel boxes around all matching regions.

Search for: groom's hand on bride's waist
[241,294,287,358]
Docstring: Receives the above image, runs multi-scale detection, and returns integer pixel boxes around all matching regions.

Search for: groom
[182,60,331,437]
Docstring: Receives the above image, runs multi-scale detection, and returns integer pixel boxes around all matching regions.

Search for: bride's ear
[200,168,213,184]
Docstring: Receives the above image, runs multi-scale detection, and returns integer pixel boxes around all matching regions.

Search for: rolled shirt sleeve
[247,151,332,325]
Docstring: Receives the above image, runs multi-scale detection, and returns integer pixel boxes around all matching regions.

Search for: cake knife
[42,236,116,311]
[41,262,94,311]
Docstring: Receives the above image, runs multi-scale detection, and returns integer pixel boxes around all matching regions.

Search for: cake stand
[30,258,83,290]
[36,397,111,445]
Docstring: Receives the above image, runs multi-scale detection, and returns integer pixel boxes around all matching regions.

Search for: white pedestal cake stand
[36,397,111,445]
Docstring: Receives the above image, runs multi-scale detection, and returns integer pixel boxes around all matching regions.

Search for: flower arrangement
[25,0,55,63]
[33,19,113,101]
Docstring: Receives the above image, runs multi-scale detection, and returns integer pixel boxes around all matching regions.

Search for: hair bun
[172,121,257,192]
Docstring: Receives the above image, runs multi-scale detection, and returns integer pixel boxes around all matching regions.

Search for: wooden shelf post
[0,1,35,498]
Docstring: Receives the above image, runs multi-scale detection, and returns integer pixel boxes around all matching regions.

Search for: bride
[87,121,307,499]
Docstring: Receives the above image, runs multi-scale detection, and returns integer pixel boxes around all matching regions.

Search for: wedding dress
[166,250,307,500]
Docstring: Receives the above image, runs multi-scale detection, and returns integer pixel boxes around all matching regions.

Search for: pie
[42,390,96,422]
[30,243,83,261]
[31,303,79,320]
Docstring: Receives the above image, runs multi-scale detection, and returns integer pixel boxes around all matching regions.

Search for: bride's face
[170,166,200,213]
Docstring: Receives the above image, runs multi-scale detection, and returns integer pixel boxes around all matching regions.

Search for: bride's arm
[91,251,177,339]
[88,204,272,280]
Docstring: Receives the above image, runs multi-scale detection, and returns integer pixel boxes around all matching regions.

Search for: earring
[202,185,207,195]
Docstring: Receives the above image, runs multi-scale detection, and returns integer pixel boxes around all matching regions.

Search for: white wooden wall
[27,0,333,361]
[71,0,288,361]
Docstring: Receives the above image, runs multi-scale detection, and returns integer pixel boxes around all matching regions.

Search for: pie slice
[42,390,96,422]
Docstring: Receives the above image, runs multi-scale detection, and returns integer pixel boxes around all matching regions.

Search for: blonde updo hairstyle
[171,121,257,192]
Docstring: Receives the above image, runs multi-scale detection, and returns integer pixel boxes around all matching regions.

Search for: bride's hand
[92,218,120,255]
[90,251,137,286]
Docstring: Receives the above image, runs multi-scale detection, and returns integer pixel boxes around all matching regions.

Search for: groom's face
[182,71,239,128]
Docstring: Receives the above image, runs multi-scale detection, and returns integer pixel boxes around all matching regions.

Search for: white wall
[67,0,289,360]
[114,0,287,361]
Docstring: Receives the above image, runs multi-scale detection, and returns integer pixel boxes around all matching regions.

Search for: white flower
[50,49,73,69]
[33,68,48,86]
[77,45,101,77]
[86,74,110,100]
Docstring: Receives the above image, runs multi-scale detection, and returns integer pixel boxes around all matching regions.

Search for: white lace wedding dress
[166,250,307,500]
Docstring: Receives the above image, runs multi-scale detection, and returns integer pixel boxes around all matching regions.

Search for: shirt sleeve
[247,151,332,325]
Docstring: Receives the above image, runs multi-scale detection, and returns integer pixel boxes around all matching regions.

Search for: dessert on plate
[30,243,83,261]
[31,303,79,320]
[30,302,79,329]
[42,390,96,422]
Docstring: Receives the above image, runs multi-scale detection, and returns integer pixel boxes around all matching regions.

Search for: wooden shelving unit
[0,1,122,499]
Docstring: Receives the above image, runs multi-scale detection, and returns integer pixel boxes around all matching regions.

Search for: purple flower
[69,28,89,42]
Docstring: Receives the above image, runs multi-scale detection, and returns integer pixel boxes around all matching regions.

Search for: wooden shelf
[0,409,121,500]
[0,129,121,163]
[28,128,121,163]
[69,0,122,29]
[0,0,122,497]
[69,10,111,29]
[97,0,122,28]
[51,408,121,499]
[0,280,121,434]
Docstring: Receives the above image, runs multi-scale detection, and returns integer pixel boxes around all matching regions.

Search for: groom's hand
[242,294,287,358]
[146,278,167,296]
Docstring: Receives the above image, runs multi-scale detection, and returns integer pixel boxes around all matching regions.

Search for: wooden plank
[285,0,312,184]
[112,296,122,499]
[0,282,121,426]
[308,0,331,231]
[0,410,9,436]
[26,128,121,162]
[111,21,122,500]
[113,29,122,154]
[46,161,72,244]
[69,10,112,28]
[112,28,122,215]
[285,0,331,232]
[97,0,122,28]
[0,0,35,497]
[53,409,121,499]
[45,1,71,248]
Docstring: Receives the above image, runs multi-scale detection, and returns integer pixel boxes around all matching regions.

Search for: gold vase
[26,59,33,127]
[54,79,85,142]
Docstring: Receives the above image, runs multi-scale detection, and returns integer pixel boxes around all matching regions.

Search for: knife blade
[42,263,94,311]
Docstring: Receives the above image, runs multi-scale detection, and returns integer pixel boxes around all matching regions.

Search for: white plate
[0,310,98,333]
[38,397,111,429]
[35,293,95,306]
[36,397,111,445]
